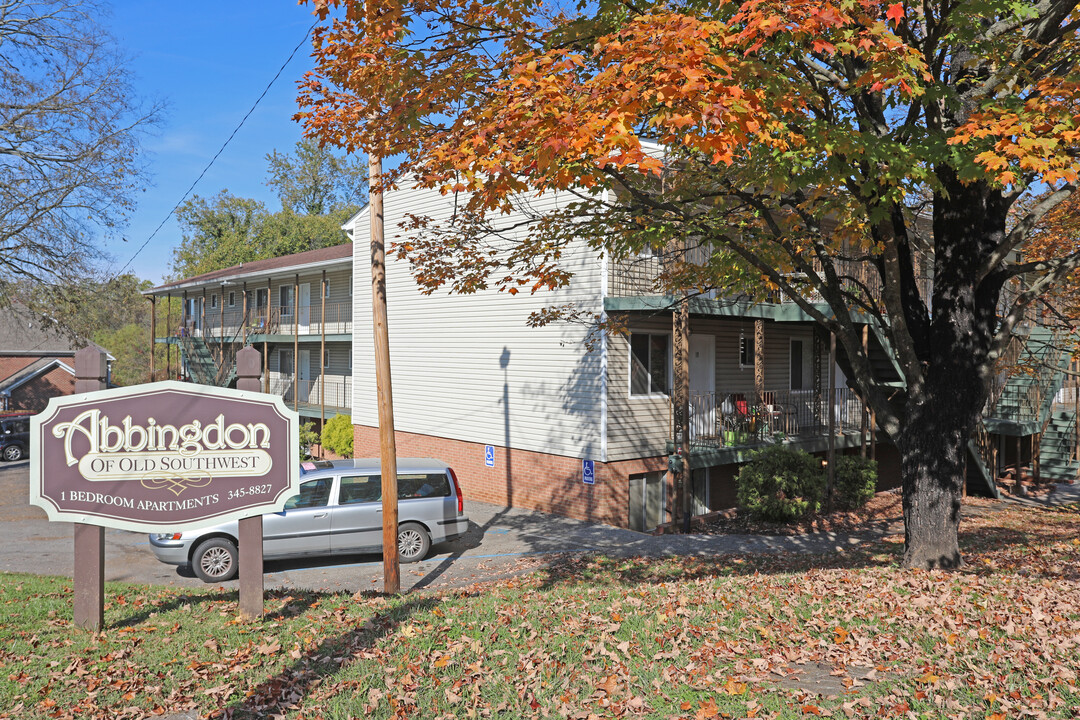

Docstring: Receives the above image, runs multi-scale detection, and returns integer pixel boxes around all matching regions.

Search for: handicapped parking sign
[485,445,495,468]
[582,459,595,485]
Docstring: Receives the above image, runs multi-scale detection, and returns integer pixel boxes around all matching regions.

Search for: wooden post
[73,348,107,631]
[219,284,225,364]
[166,294,172,380]
[370,151,400,594]
[242,282,248,341]
[321,269,327,448]
[201,288,206,339]
[673,298,691,533]
[860,325,868,458]
[235,347,265,620]
[293,273,300,413]
[827,332,836,510]
[264,277,271,393]
[149,295,157,382]
[753,319,765,404]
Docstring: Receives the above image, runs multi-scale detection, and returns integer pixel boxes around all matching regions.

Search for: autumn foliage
[298,0,1080,568]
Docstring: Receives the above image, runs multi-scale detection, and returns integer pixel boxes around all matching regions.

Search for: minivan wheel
[397,523,431,563]
[2,445,22,462]
[192,538,238,583]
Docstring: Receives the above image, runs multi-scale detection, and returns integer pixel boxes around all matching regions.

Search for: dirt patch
[772,662,879,697]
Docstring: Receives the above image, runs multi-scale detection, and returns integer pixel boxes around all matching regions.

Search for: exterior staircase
[1036,410,1079,482]
[179,334,239,388]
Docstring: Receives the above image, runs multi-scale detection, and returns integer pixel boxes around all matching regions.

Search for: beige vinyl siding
[605,317,826,462]
[349,186,605,460]
[606,316,672,461]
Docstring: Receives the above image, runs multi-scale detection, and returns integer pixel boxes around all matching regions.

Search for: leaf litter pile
[2,500,1079,719]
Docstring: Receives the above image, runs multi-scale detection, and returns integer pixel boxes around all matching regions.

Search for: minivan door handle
[313,512,328,519]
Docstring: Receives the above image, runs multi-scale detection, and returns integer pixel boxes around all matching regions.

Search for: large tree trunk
[896,169,1005,568]
[897,385,971,568]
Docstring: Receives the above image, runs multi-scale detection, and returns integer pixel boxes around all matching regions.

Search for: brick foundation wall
[354,424,666,528]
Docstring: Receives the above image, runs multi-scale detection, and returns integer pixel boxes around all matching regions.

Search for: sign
[485,445,495,468]
[582,459,595,485]
[30,381,300,532]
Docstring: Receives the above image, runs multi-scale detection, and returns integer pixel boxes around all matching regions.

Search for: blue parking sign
[582,459,595,485]
[485,445,495,468]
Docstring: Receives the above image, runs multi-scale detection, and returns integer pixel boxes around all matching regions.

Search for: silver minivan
[148,458,470,582]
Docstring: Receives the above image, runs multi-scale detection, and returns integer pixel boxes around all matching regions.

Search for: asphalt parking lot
[1,461,874,594]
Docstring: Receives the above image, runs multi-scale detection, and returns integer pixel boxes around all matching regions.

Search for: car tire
[192,538,238,583]
[397,523,431,563]
[2,445,23,462]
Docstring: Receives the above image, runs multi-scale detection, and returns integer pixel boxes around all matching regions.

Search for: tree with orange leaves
[298,0,1080,569]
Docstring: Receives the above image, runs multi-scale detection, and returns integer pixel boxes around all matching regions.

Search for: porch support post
[166,294,172,380]
[219,283,225,366]
[264,277,270,393]
[201,288,206,340]
[321,269,327,451]
[293,273,300,413]
[860,325,868,458]
[753,319,765,404]
[827,332,836,511]
[149,295,156,383]
[242,282,248,342]
[672,297,691,533]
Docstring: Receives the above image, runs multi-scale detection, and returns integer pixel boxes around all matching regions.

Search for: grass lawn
[2,499,1079,719]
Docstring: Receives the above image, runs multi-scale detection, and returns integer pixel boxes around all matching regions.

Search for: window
[338,473,452,505]
[323,280,330,299]
[209,294,218,309]
[255,288,268,309]
[323,349,331,369]
[630,332,670,396]
[278,349,293,375]
[739,333,754,369]
[283,477,331,510]
[790,340,804,390]
[279,286,294,313]
[227,291,236,307]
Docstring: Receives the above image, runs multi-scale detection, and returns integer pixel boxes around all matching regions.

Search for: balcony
[609,253,932,309]
[269,374,352,417]
[174,301,353,340]
[685,387,869,450]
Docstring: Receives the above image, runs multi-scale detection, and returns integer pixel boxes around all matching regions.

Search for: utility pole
[370,150,400,594]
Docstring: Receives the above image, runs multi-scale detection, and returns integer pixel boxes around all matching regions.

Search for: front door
[629,472,665,532]
[689,334,716,439]
[299,349,311,404]
[299,283,311,334]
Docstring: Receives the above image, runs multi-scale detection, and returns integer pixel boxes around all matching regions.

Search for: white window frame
[227,291,236,307]
[323,280,331,300]
[323,348,330,369]
[209,294,218,309]
[628,332,672,398]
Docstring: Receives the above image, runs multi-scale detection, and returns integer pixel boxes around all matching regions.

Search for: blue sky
[105,2,329,285]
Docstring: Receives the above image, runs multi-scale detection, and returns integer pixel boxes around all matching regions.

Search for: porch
[268,373,353,418]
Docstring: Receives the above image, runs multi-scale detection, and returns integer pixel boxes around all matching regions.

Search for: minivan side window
[336,473,452,504]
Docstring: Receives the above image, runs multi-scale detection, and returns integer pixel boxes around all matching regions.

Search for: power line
[114,20,318,279]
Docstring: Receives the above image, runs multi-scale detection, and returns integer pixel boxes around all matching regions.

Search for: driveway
[1,462,876,594]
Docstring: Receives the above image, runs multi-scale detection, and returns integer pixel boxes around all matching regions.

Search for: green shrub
[736,445,825,522]
[830,455,878,511]
[321,414,353,458]
[298,422,319,459]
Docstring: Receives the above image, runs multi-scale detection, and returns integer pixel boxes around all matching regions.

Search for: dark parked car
[0,413,31,462]
[149,458,471,582]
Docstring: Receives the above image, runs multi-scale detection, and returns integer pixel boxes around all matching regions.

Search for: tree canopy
[0,0,160,301]
[299,0,1080,567]
[170,139,366,278]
